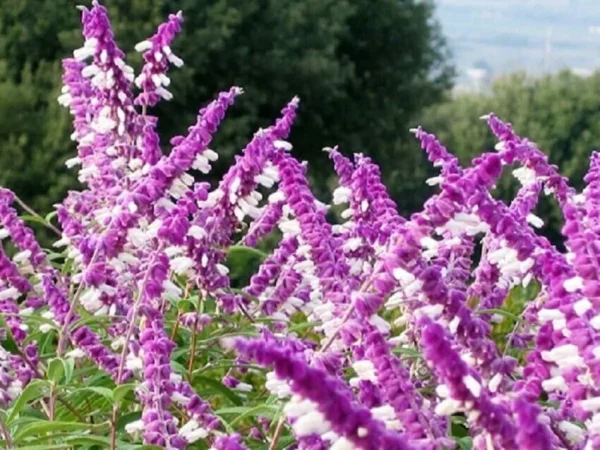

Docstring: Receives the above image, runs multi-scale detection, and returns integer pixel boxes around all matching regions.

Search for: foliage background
[0,0,452,217]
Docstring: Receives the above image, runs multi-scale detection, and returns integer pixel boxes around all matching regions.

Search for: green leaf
[6,379,50,424]
[44,211,58,223]
[10,445,79,450]
[68,314,114,331]
[454,436,473,450]
[19,214,51,227]
[217,404,280,426]
[70,386,113,401]
[61,257,74,275]
[193,375,243,406]
[13,420,94,443]
[63,434,156,449]
[63,357,75,384]
[226,245,267,284]
[113,383,136,404]
[46,358,65,383]
[227,245,268,261]
[392,346,422,359]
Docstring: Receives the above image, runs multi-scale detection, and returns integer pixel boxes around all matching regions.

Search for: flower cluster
[3,2,600,450]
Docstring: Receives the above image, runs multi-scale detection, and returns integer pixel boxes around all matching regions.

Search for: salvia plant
[2,2,600,450]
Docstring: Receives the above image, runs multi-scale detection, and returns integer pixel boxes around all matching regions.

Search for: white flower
[13,250,32,264]
[163,280,183,299]
[183,427,208,443]
[590,315,600,330]
[0,287,19,301]
[274,140,293,151]
[284,396,316,418]
[39,323,54,333]
[414,304,444,319]
[351,360,377,383]
[216,264,230,276]
[269,191,286,203]
[371,404,402,431]
[125,419,145,434]
[436,384,450,398]
[488,373,502,393]
[134,40,153,52]
[188,225,207,240]
[233,382,253,392]
[279,219,301,236]
[574,298,592,316]
[564,276,584,293]
[538,308,565,323]
[66,348,87,359]
[462,375,482,398]
[392,267,416,285]
[64,157,81,168]
[435,398,462,416]
[581,397,600,412]
[170,256,195,275]
[330,437,356,450]
[292,410,331,436]
[541,344,584,369]
[332,186,352,205]
[340,208,354,219]
[265,372,291,398]
[125,356,143,371]
[542,376,567,393]
[526,213,544,228]
[558,421,584,444]
[512,167,537,186]
[443,213,489,237]
[426,176,443,186]
[167,52,184,67]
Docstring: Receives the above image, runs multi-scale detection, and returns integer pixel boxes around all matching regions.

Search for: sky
[435,0,600,85]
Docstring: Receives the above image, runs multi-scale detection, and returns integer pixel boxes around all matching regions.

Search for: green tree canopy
[0,0,453,216]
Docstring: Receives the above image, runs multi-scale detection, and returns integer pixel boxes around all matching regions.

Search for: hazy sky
[435,0,600,81]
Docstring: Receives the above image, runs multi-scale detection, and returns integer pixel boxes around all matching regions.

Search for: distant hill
[436,0,600,87]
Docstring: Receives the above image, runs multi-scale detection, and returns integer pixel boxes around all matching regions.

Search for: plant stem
[56,249,101,357]
[187,292,204,380]
[268,416,285,450]
[49,383,56,421]
[0,414,12,450]
[13,194,61,236]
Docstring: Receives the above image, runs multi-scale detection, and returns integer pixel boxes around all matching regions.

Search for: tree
[0,0,453,216]
[420,71,600,244]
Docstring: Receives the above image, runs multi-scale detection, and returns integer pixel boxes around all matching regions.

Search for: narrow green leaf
[392,346,422,359]
[193,375,243,406]
[227,245,268,261]
[13,420,94,443]
[7,379,50,424]
[10,445,77,450]
[19,214,51,227]
[70,386,113,401]
[217,404,280,426]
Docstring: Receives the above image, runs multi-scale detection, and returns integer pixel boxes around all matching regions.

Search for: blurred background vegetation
[0,0,597,245]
